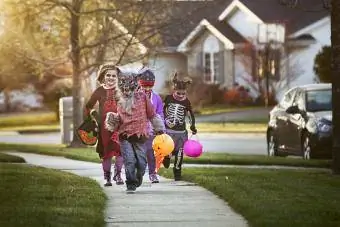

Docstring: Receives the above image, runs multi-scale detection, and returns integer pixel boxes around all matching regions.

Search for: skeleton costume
[163,73,197,181]
[137,68,164,183]
[85,63,124,187]
[105,67,165,193]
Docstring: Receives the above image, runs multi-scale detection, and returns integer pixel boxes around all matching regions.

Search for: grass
[183,152,331,168]
[197,105,264,115]
[0,124,60,133]
[159,167,340,227]
[195,122,267,133]
[0,110,268,133]
[0,143,99,163]
[0,122,267,133]
[0,111,57,128]
[0,163,106,227]
[0,152,25,163]
[0,143,331,168]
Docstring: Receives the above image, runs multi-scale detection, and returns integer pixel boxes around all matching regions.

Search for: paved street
[0,132,267,155]
[196,107,271,123]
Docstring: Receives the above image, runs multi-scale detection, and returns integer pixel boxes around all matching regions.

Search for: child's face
[141,85,153,92]
[174,89,187,100]
[104,69,118,86]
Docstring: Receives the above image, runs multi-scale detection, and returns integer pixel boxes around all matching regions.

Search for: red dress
[85,86,120,159]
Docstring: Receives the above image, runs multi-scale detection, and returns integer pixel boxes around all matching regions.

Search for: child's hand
[155,130,164,135]
[190,125,197,135]
[105,112,120,132]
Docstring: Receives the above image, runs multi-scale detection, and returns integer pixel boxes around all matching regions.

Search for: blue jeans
[120,139,147,188]
[145,136,156,175]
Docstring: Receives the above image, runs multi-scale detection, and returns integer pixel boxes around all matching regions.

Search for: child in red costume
[85,64,124,186]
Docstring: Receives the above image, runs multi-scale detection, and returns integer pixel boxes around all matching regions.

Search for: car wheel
[302,134,311,160]
[267,131,278,157]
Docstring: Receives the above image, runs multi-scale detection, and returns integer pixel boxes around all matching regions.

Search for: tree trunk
[3,88,11,112]
[69,0,84,147]
[331,0,340,174]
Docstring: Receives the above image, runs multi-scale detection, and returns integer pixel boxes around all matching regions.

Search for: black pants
[167,131,188,179]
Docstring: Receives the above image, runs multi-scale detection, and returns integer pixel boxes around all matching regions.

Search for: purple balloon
[183,139,203,158]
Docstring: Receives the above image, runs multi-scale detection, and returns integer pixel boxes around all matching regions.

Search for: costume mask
[117,72,139,98]
[172,72,192,101]
[138,69,155,99]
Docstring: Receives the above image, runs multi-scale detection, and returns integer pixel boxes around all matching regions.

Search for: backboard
[257,23,286,44]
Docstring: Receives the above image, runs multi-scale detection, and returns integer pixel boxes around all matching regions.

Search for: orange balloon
[152,134,174,157]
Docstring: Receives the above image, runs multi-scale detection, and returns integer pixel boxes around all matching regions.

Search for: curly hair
[96,63,120,84]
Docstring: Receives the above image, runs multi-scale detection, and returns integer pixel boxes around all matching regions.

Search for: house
[146,0,330,100]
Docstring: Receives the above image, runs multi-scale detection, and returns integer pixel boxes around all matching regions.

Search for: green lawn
[0,143,331,168]
[159,167,340,227]
[197,106,265,115]
[196,122,267,133]
[0,164,106,227]
[0,152,25,163]
[0,122,267,133]
[0,110,268,133]
[0,112,57,128]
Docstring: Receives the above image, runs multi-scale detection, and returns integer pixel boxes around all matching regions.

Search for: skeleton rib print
[165,103,186,129]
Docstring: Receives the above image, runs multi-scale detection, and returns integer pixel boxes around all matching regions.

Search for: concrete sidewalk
[5,151,248,227]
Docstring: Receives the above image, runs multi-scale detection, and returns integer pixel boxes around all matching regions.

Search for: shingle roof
[240,0,329,35]
[210,19,247,43]
[122,0,329,48]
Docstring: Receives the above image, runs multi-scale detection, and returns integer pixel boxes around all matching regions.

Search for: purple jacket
[148,91,164,134]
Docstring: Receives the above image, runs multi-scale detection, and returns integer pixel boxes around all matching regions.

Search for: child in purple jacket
[137,68,164,183]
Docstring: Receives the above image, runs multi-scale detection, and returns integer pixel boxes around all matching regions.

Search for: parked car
[266,83,332,159]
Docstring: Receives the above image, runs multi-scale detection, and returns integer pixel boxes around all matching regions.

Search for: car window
[280,88,296,109]
[306,89,332,112]
[293,90,305,111]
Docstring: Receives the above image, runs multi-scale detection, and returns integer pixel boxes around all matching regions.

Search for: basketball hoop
[257,23,286,49]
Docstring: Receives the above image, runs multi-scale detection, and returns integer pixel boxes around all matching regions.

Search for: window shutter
[218,51,225,84]
[196,52,203,78]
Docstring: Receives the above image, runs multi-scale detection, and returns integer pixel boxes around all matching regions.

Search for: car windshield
[306,89,332,112]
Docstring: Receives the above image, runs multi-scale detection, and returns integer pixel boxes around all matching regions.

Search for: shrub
[224,86,253,106]
[163,76,226,112]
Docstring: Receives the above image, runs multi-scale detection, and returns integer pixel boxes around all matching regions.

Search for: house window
[203,52,220,83]
[203,34,221,84]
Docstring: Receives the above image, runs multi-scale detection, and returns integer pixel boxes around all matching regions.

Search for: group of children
[85,63,197,193]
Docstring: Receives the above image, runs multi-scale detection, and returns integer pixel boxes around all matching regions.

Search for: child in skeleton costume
[137,68,164,183]
[85,64,124,187]
[105,68,165,193]
[163,73,197,181]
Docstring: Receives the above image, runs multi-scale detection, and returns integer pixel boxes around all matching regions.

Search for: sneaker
[163,156,171,169]
[149,174,159,183]
[126,185,136,194]
[113,173,124,185]
[104,181,113,187]
[173,168,181,181]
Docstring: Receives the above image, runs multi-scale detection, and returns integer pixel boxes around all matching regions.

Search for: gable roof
[177,19,246,52]
[219,0,329,35]
[141,0,234,48]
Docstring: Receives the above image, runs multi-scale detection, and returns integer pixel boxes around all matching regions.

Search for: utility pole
[264,42,271,107]
[331,0,340,174]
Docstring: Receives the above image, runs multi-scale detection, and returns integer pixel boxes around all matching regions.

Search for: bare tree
[0,0,178,147]
[235,42,301,105]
